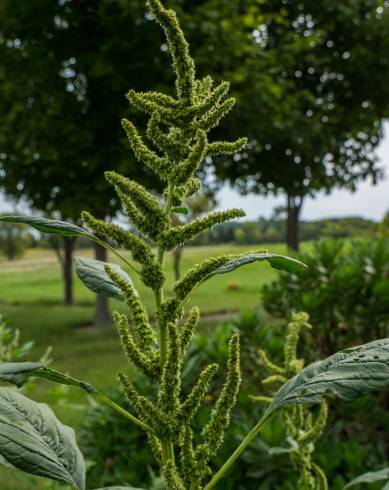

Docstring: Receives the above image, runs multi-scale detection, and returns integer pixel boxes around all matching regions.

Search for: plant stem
[93,391,153,433]
[156,183,176,465]
[92,236,140,275]
[203,416,268,490]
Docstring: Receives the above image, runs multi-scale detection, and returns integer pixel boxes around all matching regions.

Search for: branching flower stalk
[1,3,389,490]
[252,312,329,490]
[82,0,247,487]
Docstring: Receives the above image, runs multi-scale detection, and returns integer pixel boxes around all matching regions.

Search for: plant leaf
[75,257,133,301]
[345,468,389,488]
[0,362,44,387]
[0,454,13,467]
[0,388,85,489]
[262,339,389,424]
[211,252,307,277]
[0,362,94,391]
[172,206,189,215]
[0,215,92,238]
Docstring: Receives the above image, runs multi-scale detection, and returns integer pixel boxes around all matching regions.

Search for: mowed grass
[0,243,289,309]
[0,243,307,394]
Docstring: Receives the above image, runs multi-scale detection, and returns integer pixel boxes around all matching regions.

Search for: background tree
[185,0,389,249]
[0,0,178,322]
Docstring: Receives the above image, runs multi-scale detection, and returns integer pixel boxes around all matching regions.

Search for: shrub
[0,217,32,260]
[262,238,389,356]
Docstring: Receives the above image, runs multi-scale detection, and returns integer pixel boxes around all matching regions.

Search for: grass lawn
[0,242,305,489]
[0,242,307,394]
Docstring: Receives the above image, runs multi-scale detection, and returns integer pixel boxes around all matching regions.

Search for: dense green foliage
[262,238,389,356]
[0,217,33,260]
[200,0,389,247]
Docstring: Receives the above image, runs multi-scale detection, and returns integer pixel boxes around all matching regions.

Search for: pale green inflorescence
[253,313,329,490]
[81,0,247,487]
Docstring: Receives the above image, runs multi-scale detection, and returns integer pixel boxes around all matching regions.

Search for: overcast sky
[1,124,388,221]
[218,122,389,222]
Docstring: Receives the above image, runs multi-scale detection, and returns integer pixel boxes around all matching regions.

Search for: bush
[0,218,32,260]
[81,385,159,489]
[262,238,389,357]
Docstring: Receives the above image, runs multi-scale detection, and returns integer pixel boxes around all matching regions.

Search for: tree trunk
[173,247,183,281]
[94,241,111,327]
[62,237,76,306]
[286,194,303,251]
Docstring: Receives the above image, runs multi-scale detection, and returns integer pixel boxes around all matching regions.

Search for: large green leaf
[0,388,85,489]
[0,215,92,238]
[0,454,12,467]
[262,339,389,423]
[211,252,307,277]
[0,362,94,391]
[0,362,43,387]
[345,468,389,487]
[75,257,133,301]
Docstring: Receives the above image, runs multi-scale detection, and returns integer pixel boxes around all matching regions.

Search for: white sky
[1,124,388,221]
[218,122,389,222]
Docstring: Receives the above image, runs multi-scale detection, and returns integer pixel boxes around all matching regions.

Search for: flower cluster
[81,0,247,488]
[253,312,329,490]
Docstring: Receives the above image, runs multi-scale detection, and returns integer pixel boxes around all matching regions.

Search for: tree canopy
[183,0,389,247]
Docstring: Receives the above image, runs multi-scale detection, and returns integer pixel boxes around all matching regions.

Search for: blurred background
[0,0,388,489]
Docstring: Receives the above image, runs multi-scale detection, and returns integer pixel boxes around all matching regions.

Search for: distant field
[0,243,292,309]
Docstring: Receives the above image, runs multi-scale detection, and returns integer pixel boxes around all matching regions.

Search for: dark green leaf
[171,206,189,215]
[0,362,94,392]
[0,362,43,387]
[75,257,133,301]
[212,253,307,276]
[345,468,389,487]
[0,215,92,238]
[0,388,85,489]
[262,339,389,424]
[0,454,12,467]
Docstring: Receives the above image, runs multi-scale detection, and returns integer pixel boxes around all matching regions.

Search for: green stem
[93,391,153,433]
[156,183,176,466]
[203,416,268,490]
[92,236,140,275]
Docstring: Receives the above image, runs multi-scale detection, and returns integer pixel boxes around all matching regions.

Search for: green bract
[345,468,389,488]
